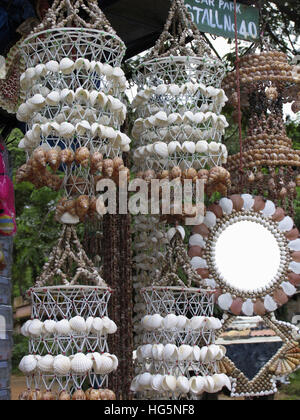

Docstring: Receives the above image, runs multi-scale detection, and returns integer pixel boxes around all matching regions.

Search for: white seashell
[206,345,220,362]
[176,226,185,240]
[37,355,54,373]
[204,376,216,393]
[21,320,32,337]
[152,343,164,361]
[91,317,104,334]
[75,120,91,136]
[288,239,300,251]
[178,345,193,361]
[149,314,163,329]
[281,281,297,296]
[45,60,59,73]
[192,346,201,362]
[189,376,205,394]
[59,122,75,138]
[218,293,233,311]
[28,94,45,110]
[59,58,74,74]
[189,234,205,248]
[242,299,254,316]
[75,58,91,71]
[206,317,222,330]
[104,353,118,371]
[196,140,208,154]
[71,353,93,374]
[155,111,169,127]
[60,212,80,224]
[35,64,47,77]
[182,141,196,154]
[69,316,86,333]
[155,85,168,95]
[60,88,75,104]
[241,193,254,210]
[163,314,178,330]
[219,197,233,215]
[53,355,71,375]
[208,142,220,153]
[153,142,169,158]
[28,319,43,337]
[55,319,71,335]
[139,372,152,389]
[204,211,217,228]
[112,66,124,78]
[289,261,300,274]
[85,317,94,334]
[107,320,118,334]
[99,355,115,374]
[261,200,276,217]
[141,344,153,359]
[191,256,207,269]
[278,216,294,232]
[264,295,278,312]
[130,375,141,392]
[163,344,178,361]
[162,375,177,392]
[189,316,205,330]
[151,374,164,391]
[43,319,56,335]
[199,346,208,362]
[176,376,190,394]
[75,87,89,102]
[19,355,38,375]
[169,84,181,95]
[46,91,60,106]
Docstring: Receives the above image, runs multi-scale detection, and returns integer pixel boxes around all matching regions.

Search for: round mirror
[188,195,300,316]
[214,221,281,292]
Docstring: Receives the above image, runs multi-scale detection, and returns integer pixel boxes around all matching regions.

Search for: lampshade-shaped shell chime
[131,0,229,194]
[223,49,300,214]
[18,225,118,399]
[131,231,231,399]
[16,0,131,224]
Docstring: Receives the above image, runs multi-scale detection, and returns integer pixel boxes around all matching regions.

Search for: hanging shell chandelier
[16,0,131,224]
[130,0,230,198]
[223,49,300,214]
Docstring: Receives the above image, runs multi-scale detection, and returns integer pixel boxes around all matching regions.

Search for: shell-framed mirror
[188,194,300,316]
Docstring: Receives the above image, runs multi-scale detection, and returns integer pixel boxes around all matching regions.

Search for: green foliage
[5,128,61,298]
[11,334,29,374]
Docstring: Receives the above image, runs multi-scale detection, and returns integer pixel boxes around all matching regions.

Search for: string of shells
[16,0,131,225]
[222,49,300,214]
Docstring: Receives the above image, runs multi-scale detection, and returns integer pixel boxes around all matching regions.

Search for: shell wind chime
[16,0,131,224]
[130,229,231,399]
[130,0,231,373]
[223,48,300,214]
[16,0,132,400]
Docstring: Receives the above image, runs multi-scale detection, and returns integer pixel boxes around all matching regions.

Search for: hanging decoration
[15,0,131,224]
[223,49,300,214]
[130,229,231,399]
[18,226,118,400]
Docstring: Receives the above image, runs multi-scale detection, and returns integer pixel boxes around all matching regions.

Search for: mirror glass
[214,221,281,292]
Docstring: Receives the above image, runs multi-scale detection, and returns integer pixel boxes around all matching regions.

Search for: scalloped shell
[91,317,103,334]
[189,233,205,248]
[151,374,164,391]
[53,355,71,375]
[176,315,188,329]
[59,58,74,75]
[288,239,300,251]
[219,198,233,215]
[139,372,152,388]
[189,376,205,394]
[264,295,278,311]
[218,293,233,311]
[45,60,59,73]
[46,91,60,106]
[21,320,32,337]
[176,376,190,394]
[59,122,75,138]
[191,256,207,269]
[69,316,87,333]
[163,344,178,361]
[19,355,37,375]
[178,345,193,361]
[196,140,208,153]
[28,319,43,337]
[163,314,178,330]
[155,84,168,95]
[71,353,93,374]
[189,316,205,330]
[43,319,56,335]
[55,319,71,335]
[261,200,276,217]
[278,216,294,232]
[152,343,164,360]
[37,355,54,373]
